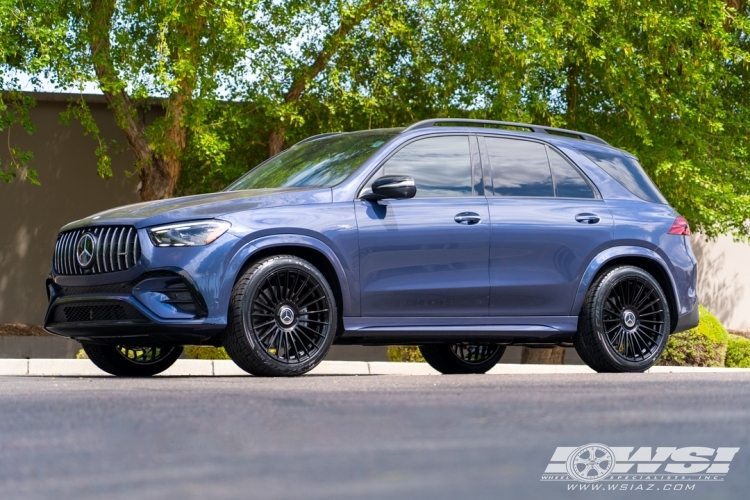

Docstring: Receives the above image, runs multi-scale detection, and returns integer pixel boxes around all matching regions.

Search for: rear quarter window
[579,149,667,204]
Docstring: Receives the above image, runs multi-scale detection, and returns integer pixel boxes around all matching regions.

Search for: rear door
[355,134,490,317]
[481,136,613,316]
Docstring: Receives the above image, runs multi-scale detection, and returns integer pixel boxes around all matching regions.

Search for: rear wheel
[574,266,671,373]
[419,343,506,374]
[222,255,338,377]
[82,344,182,376]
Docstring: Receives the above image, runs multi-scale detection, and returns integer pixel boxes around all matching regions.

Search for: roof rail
[403,118,609,146]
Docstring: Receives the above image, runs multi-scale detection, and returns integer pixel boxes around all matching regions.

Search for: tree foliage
[2,0,380,200]
[2,0,750,239]
[0,0,66,183]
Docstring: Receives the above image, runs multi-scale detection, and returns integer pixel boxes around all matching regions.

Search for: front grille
[53,301,148,323]
[54,226,141,275]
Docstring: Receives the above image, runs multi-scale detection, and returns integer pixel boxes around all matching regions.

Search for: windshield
[226,130,398,191]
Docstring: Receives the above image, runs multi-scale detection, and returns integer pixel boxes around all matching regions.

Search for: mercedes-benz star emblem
[76,233,97,268]
[278,306,295,326]
[622,310,637,329]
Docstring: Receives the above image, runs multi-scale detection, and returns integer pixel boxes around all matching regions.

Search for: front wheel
[419,343,506,374]
[82,344,183,376]
[222,255,338,377]
[574,266,671,373]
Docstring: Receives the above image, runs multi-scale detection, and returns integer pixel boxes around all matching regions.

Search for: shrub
[184,346,230,360]
[725,334,750,368]
[659,305,728,367]
[387,346,425,362]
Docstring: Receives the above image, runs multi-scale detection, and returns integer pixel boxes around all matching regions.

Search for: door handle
[454,212,481,225]
[575,213,600,224]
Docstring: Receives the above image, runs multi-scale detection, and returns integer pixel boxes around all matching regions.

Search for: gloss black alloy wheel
[116,346,176,364]
[249,267,332,364]
[601,276,666,362]
[223,255,337,377]
[451,344,503,364]
[420,343,506,374]
[82,343,183,376]
[574,266,671,373]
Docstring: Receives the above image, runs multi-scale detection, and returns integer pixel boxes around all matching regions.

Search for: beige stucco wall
[0,95,140,325]
[692,235,750,330]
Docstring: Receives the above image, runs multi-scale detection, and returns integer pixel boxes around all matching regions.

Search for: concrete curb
[2,359,750,377]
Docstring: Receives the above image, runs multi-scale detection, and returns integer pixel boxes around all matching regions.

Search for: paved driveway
[0,373,748,499]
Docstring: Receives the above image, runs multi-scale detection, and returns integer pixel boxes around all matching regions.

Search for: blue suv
[45,119,699,376]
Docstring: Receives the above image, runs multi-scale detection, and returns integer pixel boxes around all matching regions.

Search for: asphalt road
[0,373,748,500]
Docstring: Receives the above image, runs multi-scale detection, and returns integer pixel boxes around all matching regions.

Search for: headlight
[148,220,231,247]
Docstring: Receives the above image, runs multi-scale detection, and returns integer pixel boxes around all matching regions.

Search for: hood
[61,187,333,231]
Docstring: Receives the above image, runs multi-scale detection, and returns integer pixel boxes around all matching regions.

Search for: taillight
[668,216,691,236]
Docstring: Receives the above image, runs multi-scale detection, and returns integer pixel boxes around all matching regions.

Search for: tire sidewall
[591,267,671,371]
[83,343,183,377]
[237,256,337,375]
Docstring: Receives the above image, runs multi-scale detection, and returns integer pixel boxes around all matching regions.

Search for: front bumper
[44,227,242,346]
[44,269,225,346]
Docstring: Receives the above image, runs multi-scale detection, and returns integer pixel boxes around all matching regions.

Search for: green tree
[0,0,68,183]
[3,0,750,241]
[178,0,428,194]
[443,0,750,238]
[1,0,384,201]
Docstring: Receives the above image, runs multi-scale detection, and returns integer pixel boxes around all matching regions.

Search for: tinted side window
[547,147,595,199]
[486,138,553,197]
[378,136,472,197]
[580,149,667,204]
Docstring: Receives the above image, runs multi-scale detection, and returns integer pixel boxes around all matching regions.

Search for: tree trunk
[89,0,199,202]
[521,347,566,365]
[724,0,746,30]
[724,0,744,11]
[89,0,176,201]
[137,157,176,200]
[268,127,285,157]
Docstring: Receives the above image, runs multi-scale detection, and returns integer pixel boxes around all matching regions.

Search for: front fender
[570,246,679,317]
[221,234,354,317]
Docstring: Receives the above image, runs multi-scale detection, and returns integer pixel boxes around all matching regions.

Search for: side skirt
[337,316,578,345]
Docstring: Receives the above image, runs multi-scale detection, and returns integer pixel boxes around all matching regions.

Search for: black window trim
[478,133,602,201]
[356,132,484,200]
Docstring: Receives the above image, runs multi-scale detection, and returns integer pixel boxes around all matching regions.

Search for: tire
[574,266,671,373]
[419,343,506,374]
[82,344,183,376]
[222,255,338,377]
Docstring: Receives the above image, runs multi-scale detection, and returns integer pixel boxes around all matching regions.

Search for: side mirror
[361,175,417,201]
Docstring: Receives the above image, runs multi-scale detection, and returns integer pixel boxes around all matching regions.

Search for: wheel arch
[572,248,679,333]
[225,235,353,322]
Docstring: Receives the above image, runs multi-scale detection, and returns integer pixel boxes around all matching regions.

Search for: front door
[356,135,490,317]
[481,136,613,316]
